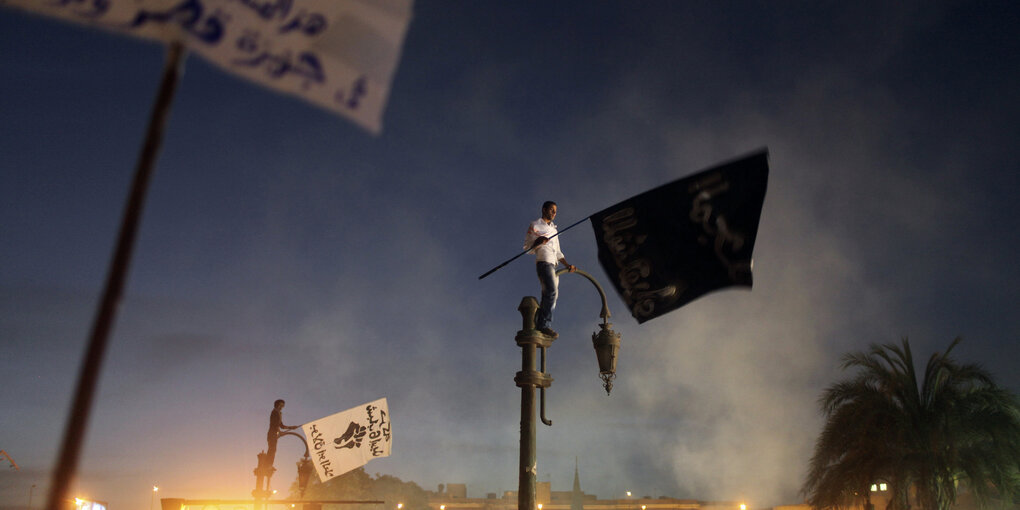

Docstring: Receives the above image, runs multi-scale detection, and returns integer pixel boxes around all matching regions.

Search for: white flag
[301,397,391,482]
[1,0,413,134]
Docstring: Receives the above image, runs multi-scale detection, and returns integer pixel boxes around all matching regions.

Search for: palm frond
[803,337,1020,510]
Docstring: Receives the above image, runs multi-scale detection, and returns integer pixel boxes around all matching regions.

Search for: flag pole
[478,215,590,280]
[46,42,186,510]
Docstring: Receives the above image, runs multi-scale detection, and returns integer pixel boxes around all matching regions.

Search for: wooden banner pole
[46,42,186,510]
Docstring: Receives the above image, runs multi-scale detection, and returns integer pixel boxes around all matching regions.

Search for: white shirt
[524,218,564,264]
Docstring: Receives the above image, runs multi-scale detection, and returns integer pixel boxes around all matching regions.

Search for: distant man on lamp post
[524,201,576,339]
[267,399,298,464]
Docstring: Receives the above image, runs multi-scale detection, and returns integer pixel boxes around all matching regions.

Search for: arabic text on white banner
[2,0,413,134]
[301,397,391,482]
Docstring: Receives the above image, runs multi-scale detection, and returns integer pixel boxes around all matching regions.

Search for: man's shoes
[539,327,559,338]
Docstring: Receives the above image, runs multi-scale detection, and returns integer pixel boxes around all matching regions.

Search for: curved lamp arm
[277,431,316,498]
[555,268,611,323]
[550,267,621,396]
[278,431,310,458]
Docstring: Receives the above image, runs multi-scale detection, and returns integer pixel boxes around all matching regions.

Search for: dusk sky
[2,2,1019,510]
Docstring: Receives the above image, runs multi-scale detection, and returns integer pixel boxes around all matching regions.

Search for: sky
[2,1,1020,510]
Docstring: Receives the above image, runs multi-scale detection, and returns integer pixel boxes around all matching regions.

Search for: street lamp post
[253,430,315,510]
[150,485,158,510]
[514,269,623,510]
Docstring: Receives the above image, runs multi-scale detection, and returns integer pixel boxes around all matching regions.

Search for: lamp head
[297,456,315,497]
[592,321,621,394]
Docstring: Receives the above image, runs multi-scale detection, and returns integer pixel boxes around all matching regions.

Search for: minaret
[571,457,584,510]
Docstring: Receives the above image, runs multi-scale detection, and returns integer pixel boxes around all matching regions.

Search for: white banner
[301,397,391,482]
[1,0,414,134]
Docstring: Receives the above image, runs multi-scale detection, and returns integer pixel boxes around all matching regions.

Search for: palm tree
[803,338,1020,510]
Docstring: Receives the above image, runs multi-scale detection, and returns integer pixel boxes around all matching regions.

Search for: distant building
[424,461,727,510]
[426,486,715,510]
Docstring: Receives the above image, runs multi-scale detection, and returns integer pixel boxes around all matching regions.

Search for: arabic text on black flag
[590,149,769,323]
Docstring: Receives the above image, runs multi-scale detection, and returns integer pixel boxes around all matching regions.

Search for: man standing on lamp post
[267,399,298,465]
[524,201,576,339]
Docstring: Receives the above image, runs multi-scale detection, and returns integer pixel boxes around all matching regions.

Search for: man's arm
[524,224,537,251]
[525,222,551,251]
[555,236,575,272]
[559,257,576,272]
[280,415,299,431]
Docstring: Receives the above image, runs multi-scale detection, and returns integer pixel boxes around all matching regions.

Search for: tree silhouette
[803,338,1020,510]
[290,467,429,510]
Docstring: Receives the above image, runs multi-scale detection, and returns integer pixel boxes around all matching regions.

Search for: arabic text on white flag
[301,397,391,482]
[1,0,413,134]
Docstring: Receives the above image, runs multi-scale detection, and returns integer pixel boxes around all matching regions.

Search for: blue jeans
[535,262,558,330]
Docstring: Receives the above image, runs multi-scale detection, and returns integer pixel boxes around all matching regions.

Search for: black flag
[589,149,769,323]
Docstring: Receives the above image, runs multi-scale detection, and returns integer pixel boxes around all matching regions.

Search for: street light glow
[398,504,403,509]
[150,485,160,510]
[740,504,747,510]
[626,492,632,497]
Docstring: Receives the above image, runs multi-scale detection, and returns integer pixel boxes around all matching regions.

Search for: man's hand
[531,236,549,249]
[566,263,577,273]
